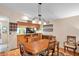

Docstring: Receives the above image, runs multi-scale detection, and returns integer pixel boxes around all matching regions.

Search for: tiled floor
[0,48,79,56]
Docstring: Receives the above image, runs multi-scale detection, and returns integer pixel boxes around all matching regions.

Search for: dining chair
[39,36,56,56]
[19,41,31,56]
[46,40,56,56]
[64,36,77,56]
[31,33,42,41]
[19,42,27,56]
[19,41,34,56]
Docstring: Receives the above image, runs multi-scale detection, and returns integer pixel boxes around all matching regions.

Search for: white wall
[51,16,79,52]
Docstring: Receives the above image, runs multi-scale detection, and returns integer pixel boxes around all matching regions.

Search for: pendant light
[32,3,47,25]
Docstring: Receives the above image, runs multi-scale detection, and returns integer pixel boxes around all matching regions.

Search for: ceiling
[0,3,79,21]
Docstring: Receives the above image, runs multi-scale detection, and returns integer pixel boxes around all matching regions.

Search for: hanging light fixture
[44,22,46,25]
[38,3,42,24]
[32,3,47,25]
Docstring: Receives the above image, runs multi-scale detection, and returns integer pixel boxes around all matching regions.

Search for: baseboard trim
[10,48,19,51]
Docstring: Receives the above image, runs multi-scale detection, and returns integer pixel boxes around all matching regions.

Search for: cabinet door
[8,32,17,50]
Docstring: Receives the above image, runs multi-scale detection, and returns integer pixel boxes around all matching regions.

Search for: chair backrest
[31,33,41,41]
[19,43,25,56]
[42,35,56,41]
[42,35,50,39]
[48,39,56,50]
[51,36,56,42]
[67,36,76,46]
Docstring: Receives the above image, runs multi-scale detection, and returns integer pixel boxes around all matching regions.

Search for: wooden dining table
[24,39,49,55]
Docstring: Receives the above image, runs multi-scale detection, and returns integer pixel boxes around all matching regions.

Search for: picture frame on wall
[43,24,53,32]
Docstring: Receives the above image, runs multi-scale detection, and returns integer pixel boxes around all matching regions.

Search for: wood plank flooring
[0,48,79,56]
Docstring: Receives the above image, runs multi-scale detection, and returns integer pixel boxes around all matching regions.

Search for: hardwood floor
[59,48,79,56]
[0,48,79,56]
[0,48,21,56]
